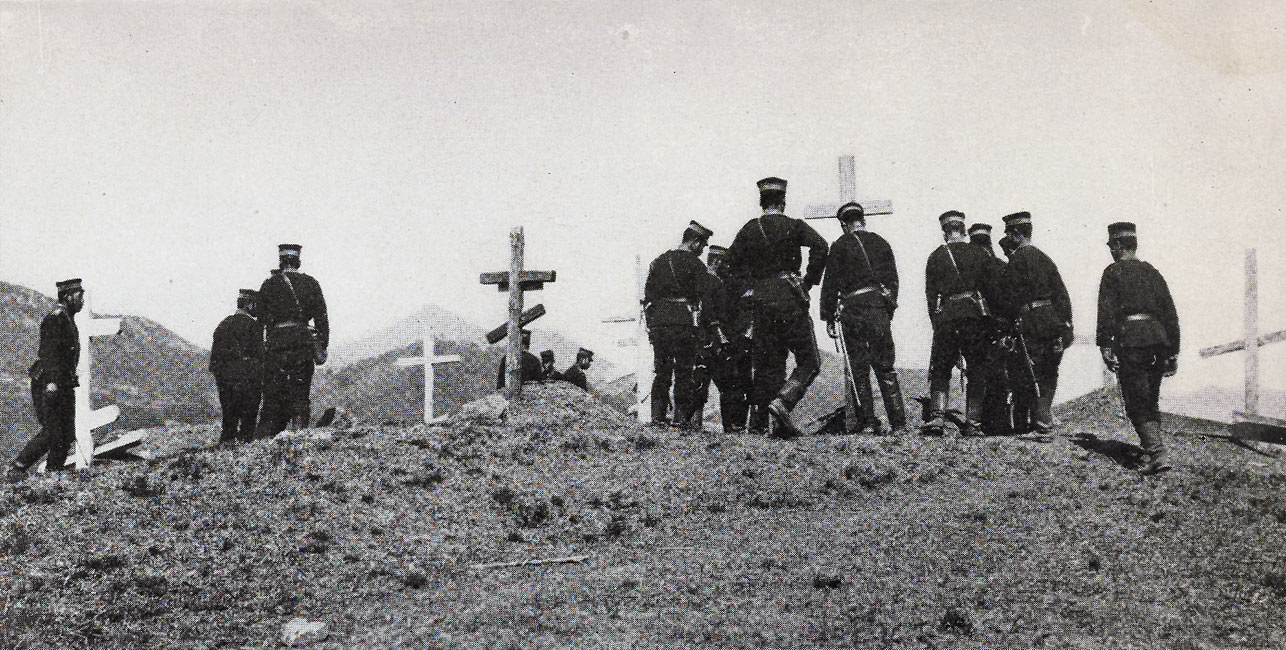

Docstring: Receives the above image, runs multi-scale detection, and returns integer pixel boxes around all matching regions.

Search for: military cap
[1107,221,1137,241]
[540,350,555,363]
[55,278,83,296]
[577,347,594,359]
[278,244,302,257]
[968,223,992,237]
[238,289,258,299]
[707,244,728,259]
[757,177,788,193]
[837,201,865,221]
[938,210,966,227]
[1002,211,1032,226]
[685,220,714,241]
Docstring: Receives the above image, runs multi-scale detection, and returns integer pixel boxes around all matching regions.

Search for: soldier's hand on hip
[1163,356,1178,377]
[825,320,838,339]
[1099,347,1118,373]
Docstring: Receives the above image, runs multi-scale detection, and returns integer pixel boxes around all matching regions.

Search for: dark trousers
[688,343,715,427]
[1015,337,1063,427]
[751,303,820,412]
[1117,346,1165,428]
[650,326,701,424]
[712,338,752,432]
[217,380,261,443]
[838,308,905,430]
[928,318,992,423]
[15,382,75,471]
[258,345,315,438]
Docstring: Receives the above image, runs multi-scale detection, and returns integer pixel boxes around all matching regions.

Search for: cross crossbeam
[481,227,555,399]
[802,155,893,221]
[395,321,461,424]
[485,304,547,344]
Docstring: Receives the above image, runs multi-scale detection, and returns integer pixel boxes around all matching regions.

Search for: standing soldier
[923,212,998,436]
[998,211,1073,439]
[687,245,730,429]
[707,245,753,433]
[561,348,594,390]
[969,223,1010,435]
[820,202,906,434]
[998,234,1034,433]
[727,177,829,439]
[257,244,328,437]
[644,221,713,426]
[1097,222,1179,474]
[8,279,83,480]
[209,289,264,444]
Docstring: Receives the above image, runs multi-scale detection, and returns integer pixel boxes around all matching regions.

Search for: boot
[1137,420,1172,474]
[748,404,769,436]
[921,391,948,436]
[962,393,985,437]
[650,396,669,426]
[4,464,26,484]
[878,373,907,432]
[1033,394,1055,432]
[766,398,801,440]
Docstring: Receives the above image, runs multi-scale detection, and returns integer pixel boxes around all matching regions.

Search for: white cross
[802,154,893,220]
[396,321,461,424]
[39,292,121,471]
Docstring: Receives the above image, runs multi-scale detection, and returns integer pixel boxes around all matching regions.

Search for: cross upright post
[39,291,121,471]
[600,254,652,422]
[479,227,556,400]
[802,154,893,221]
[395,320,461,423]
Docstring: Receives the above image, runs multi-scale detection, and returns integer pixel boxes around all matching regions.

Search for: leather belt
[1125,313,1155,322]
[1023,298,1054,312]
[843,286,880,299]
[272,321,307,329]
[947,291,981,301]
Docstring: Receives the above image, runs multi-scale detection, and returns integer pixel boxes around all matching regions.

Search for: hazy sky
[3,1,1286,394]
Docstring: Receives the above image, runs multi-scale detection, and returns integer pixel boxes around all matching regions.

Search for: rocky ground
[0,382,1283,649]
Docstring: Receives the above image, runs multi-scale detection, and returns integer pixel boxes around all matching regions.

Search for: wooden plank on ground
[1230,411,1286,445]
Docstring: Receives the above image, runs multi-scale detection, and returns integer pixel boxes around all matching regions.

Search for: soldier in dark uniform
[706,245,753,433]
[998,212,1073,438]
[256,244,328,437]
[496,329,543,389]
[969,223,1011,435]
[561,348,594,390]
[644,221,713,426]
[687,245,730,429]
[998,234,1034,433]
[820,201,905,434]
[210,289,264,444]
[726,177,829,439]
[1097,222,1179,474]
[8,279,84,480]
[923,211,999,436]
[539,350,561,381]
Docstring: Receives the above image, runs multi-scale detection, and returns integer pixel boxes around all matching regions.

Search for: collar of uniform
[761,210,785,217]
[236,308,254,318]
[1014,241,1034,251]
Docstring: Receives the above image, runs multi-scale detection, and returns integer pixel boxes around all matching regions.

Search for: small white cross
[396,321,461,424]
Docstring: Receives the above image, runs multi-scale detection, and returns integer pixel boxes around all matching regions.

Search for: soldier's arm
[1156,269,1180,356]
[311,280,329,349]
[1095,268,1117,349]
[1049,259,1073,336]
[38,314,71,385]
[924,253,938,321]
[798,220,829,288]
[209,321,224,373]
[643,257,663,304]
[819,241,843,322]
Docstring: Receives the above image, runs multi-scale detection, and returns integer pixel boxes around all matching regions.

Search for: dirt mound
[505,382,640,433]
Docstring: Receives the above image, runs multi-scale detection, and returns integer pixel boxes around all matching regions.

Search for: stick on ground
[470,555,590,570]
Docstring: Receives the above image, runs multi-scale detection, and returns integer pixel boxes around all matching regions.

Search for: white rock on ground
[281,618,328,647]
[456,393,508,423]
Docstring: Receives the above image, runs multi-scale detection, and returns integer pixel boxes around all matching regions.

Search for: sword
[834,308,863,429]
[1015,329,1042,400]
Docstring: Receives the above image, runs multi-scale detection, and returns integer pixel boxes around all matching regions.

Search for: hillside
[1,383,1284,648]
[326,305,490,367]
[0,282,217,459]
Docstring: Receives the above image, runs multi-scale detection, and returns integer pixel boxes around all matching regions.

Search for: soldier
[998,211,1073,439]
[997,234,1034,434]
[726,177,828,439]
[820,201,906,434]
[923,211,999,436]
[561,348,594,390]
[644,221,713,426]
[969,223,1011,435]
[687,245,730,429]
[1097,222,1179,474]
[539,350,561,381]
[256,244,329,437]
[7,279,84,480]
[706,244,753,433]
[209,289,265,444]
[496,329,543,389]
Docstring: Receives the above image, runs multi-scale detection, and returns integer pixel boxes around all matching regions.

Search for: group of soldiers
[494,328,595,391]
[644,177,1179,474]
[5,244,330,481]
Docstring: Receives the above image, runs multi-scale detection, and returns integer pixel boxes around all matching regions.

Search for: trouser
[978,342,1011,434]
[217,380,262,443]
[649,326,701,425]
[839,309,905,430]
[927,318,992,428]
[688,342,715,427]
[1005,349,1035,433]
[1116,345,1167,457]
[15,382,75,471]
[712,338,752,432]
[751,302,820,419]
[1015,336,1063,429]
[258,344,315,438]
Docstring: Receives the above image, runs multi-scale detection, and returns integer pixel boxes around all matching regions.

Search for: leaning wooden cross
[395,320,461,424]
[479,227,556,399]
[1199,249,1286,445]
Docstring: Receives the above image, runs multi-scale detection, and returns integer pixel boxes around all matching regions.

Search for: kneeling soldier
[561,348,594,390]
[1096,222,1179,474]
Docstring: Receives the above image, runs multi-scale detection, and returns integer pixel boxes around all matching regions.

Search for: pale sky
[3,1,1286,398]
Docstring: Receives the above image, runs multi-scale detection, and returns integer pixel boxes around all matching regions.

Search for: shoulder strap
[756,217,771,247]
[851,232,875,279]
[279,272,306,321]
[942,243,964,280]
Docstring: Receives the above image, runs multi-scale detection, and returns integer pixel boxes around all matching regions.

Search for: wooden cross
[479,227,556,399]
[395,320,461,424]
[1199,249,1286,441]
[802,154,893,221]
[39,291,122,471]
[600,254,652,423]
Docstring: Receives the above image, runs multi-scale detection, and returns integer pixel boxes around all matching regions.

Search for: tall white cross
[40,292,121,471]
[802,154,893,220]
[396,321,461,424]
[601,254,653,423]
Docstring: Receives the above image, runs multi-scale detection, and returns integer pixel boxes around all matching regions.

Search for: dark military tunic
[726,214,828,431]
[820,230,904,431]
[998,243,1072,428]
[703,268,752,433]
[257,269,328,436]
[1096,259,1179,432]
[16,305,80,470]
[561,363,588,390]
[644,248,708,425]
[924,241,999,426]
[496,352,544,389]
[210,311,264,443]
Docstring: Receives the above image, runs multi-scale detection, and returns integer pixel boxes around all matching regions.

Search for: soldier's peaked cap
[55,278,82,295]
[707,244,728,257]
[968,223,992,236]
[1002,211,1032,226]
[578,347,594,358]
[837,202,865,221]
[1107,222,1137,240]
[756,177,787,193]
[685,221,714,241]
[938,211,966,226]
[278,244,302,257]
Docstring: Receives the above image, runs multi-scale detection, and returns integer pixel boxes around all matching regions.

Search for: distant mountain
[327,305,489,366]
[0,281,218,459]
